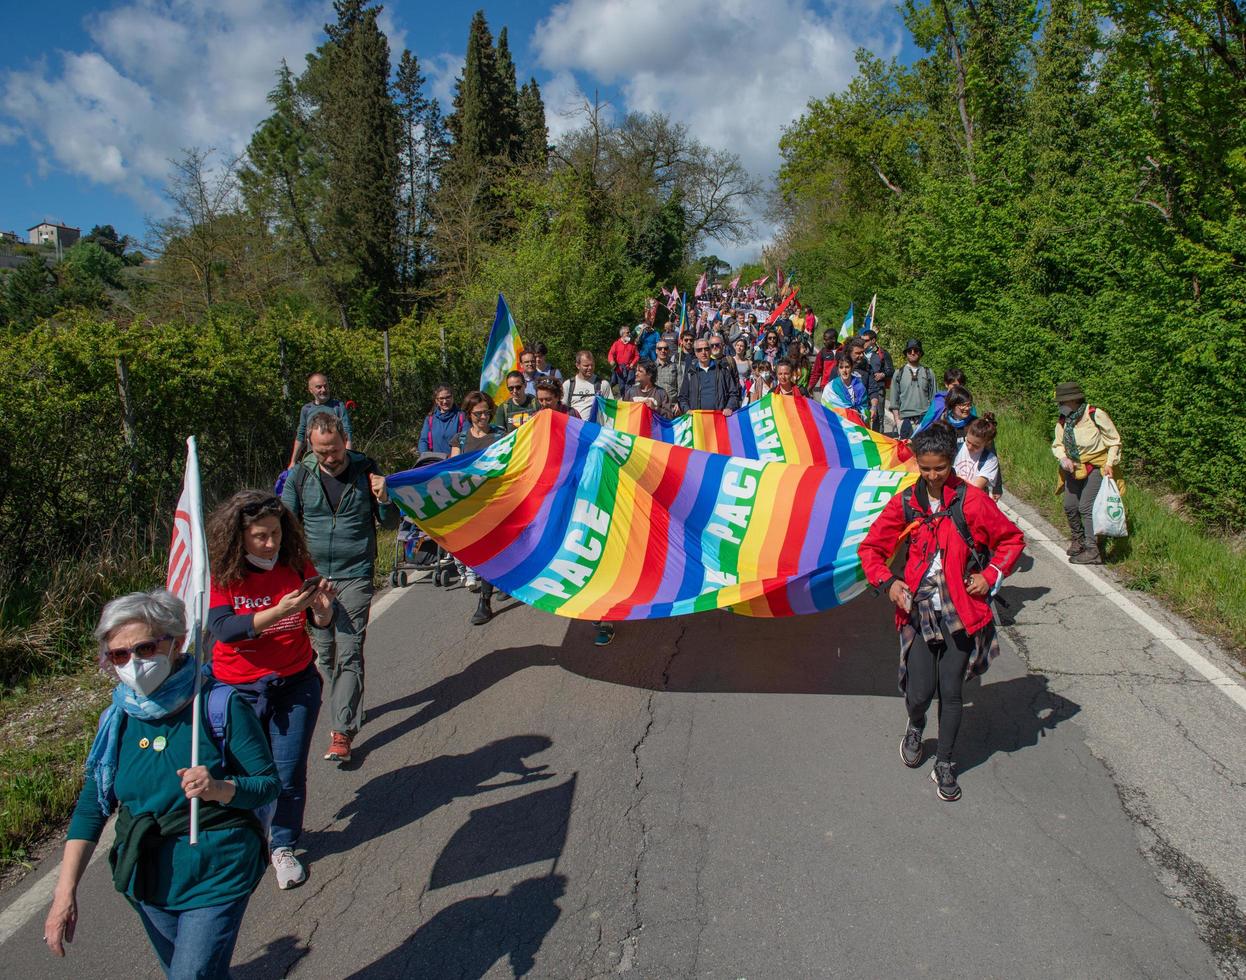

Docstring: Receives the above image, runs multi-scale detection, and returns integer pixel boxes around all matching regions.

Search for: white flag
[167,436,209,645]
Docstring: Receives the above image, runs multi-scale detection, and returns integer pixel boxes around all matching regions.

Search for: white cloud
[540,70,617,143]
[533,0,903,260]
[1,1,326,211]
[424,52,464,110]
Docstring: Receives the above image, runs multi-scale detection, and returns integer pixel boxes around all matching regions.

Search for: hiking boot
[470,595,493,626]
[930,761,961,802]
[593,622,615,647]
[271,847,306,890]
[900,724,925,768]
[1065,539,1085,556]
[1069,546,1102,565]
[324,731,352,762]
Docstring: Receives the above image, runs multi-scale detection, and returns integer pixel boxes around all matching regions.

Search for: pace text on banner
[480,293,525,401]
[386,409,917,622]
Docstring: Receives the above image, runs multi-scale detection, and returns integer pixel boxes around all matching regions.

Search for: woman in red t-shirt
[206,491,334,891]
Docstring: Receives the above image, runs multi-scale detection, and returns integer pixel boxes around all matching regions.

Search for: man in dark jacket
[677,337,741,413]
[282,412,400,764]
[861,329,894,432]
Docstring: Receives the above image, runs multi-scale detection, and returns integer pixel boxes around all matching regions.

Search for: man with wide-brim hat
[1051,381,1122,564]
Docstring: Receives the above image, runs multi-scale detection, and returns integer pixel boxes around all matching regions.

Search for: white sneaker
[465,570,479,592]
[271,847,306,890]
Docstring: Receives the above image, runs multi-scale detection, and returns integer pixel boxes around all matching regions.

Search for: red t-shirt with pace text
[210,562,317,684]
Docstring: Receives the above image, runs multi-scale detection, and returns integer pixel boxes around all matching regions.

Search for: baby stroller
[390,451,457,588]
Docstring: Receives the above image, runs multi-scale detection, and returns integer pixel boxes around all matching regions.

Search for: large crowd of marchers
[41,283,1123,977]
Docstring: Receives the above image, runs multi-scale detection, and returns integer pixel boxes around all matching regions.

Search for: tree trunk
[115,354,139,479]
[383,327,394,431]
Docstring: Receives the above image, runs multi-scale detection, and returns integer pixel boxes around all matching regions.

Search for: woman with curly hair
[206,491,335,891]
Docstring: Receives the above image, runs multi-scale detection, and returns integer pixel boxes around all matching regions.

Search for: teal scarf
[84,658,199,816]
[1062,403,1087,462]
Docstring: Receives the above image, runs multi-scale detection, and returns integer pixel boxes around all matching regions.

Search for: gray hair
[94,589,188,672]
[307,411,346,439]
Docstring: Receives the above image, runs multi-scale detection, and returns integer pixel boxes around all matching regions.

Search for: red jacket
[811,346,838,389]
[858,474,1025,636]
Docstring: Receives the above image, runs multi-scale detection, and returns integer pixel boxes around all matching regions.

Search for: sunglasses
[656,346,669,351]
[470,410,491,419]
[241,497,282,518]
[507,384,525,391]
[694,346,709,352]
[106,635,173,667]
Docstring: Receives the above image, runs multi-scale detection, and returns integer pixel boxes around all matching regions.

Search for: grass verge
[0,672,111,870]
[990,397,1246,660]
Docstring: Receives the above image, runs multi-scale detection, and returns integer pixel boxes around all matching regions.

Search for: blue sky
[0,1,912,262]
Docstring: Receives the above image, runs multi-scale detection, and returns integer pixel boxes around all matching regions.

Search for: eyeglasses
[106,635,173,667]
[436,393,454,400]
[470,410,491,419]
[694,346,709,352]
[656,346,669,351]
[241,497,282,518]
[507,384,525,391]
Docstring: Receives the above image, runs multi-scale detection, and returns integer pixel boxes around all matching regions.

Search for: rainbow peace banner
[479,293,524,401]
[594,392,915,471]
[386,409,917,621]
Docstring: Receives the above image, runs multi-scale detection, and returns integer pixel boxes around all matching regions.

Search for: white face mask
[246,552,279,571]
[116,653,173,697]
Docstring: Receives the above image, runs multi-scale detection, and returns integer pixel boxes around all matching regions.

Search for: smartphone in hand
[299,575,324,595]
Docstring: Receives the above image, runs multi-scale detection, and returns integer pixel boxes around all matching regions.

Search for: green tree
[517,78,549,170]
[310,0,402,327]
[0,257,57,330]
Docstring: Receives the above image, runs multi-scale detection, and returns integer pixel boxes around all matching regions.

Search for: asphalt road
[1,493,1243,979]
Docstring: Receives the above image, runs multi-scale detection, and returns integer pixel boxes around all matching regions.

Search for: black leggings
[906,628,973,763]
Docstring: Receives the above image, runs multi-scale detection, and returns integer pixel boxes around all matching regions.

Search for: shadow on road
[303,735,555,861]
[996,584,1052,626]
[232,934,308,979]
[345,767,577,978]
[429,774,577,889]
[956,672,1081,773]
[344,873,567,979]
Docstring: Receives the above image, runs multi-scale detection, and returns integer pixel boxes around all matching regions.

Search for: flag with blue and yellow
[480,293,525,401]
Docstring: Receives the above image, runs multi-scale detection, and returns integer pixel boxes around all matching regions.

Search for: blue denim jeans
[136,895,250,979]
[230,663,321,850]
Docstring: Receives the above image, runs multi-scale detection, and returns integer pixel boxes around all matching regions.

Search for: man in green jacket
[282,412,399,764]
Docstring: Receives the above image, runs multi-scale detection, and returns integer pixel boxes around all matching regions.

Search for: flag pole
[189,589,202,845]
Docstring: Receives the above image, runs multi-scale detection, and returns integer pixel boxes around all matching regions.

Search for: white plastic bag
[1092,476,1128,538]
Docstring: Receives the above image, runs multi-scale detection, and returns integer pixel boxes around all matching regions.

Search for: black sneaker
[900,724,925,768]
[930,761,961,802]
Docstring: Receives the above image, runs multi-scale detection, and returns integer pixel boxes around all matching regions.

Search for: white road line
[1001,502,1246,713]
[0,819,115,946]
[0,587,414,946]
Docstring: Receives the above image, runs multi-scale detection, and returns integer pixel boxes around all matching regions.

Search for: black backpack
[900,480,990,574]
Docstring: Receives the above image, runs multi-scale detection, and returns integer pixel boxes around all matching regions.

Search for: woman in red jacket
[858,423,1025,801]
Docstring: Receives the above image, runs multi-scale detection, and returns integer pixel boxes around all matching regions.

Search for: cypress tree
[517,78,549,170]
[448,10,504,171]
[315,0,402,326]
[495,27,522,161]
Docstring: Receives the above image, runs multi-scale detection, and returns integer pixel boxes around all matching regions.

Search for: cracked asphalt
[2,493,1245,978]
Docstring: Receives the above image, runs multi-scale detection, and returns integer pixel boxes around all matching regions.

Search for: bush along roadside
[989,397,1246,662]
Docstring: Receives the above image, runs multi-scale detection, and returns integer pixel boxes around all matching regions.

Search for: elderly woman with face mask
[45,589,281,978]
[1052,381,1122,565]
